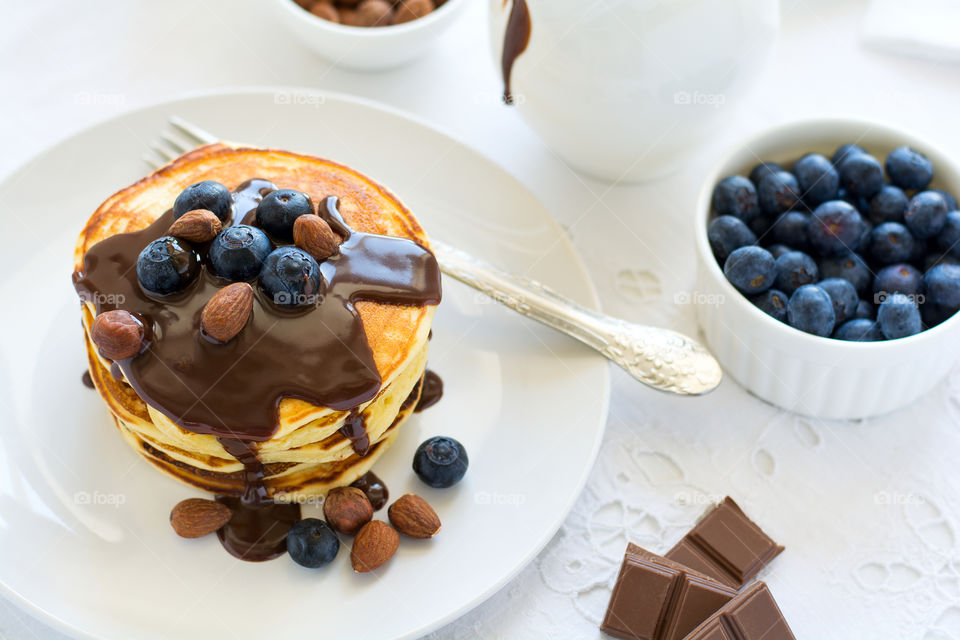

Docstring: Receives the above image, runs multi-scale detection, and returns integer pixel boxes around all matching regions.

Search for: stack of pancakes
[74,143,437,501]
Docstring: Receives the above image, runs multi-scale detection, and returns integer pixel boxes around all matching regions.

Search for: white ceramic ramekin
[695,119,960,420]
[272,0,467,71]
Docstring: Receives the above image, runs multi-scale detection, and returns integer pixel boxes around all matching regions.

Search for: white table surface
[3,1,960,638]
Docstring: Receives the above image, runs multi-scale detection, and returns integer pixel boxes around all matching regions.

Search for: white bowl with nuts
[273,0,467,71]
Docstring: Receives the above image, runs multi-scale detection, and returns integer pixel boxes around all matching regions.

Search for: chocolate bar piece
[601,543,738,640]
[666,497,783,589]
[683,581,795,639]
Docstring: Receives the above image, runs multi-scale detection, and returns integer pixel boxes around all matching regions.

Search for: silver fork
[146,117,722,395]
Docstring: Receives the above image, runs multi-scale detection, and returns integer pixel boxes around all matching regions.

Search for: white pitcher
[489,0,779,183]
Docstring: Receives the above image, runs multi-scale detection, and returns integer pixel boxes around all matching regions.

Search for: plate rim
[0,86,611,640]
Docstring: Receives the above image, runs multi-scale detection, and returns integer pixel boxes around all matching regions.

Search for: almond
[168,209,222,243]
[201,283,254,342]
[351,520,399,573]
[323,486,373,535]
[170,498,232,538]
[293,214,340,261]
[388,494,441,539]
[90,310,145,360]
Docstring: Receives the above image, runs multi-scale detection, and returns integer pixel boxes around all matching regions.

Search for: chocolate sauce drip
[81,371,94,389]
[73,182,441,441]
[350,471,389,511]
[74,180,441,561]
[214,436,301,561]
[415,370,443,412]
[501,0,531,105]
[339,410,370,457]
[109,362,122,380]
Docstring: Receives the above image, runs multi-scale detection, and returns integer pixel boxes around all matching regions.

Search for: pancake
[74,143,440,502]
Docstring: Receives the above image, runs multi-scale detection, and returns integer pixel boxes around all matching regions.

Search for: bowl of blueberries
[695,119,960,419]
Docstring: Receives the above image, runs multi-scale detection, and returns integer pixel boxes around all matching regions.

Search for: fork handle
[431,241,722,396]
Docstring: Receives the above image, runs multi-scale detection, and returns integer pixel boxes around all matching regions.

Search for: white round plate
[0,89,610,639]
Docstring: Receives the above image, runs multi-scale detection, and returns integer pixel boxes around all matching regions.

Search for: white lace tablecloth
[3,1,960,638]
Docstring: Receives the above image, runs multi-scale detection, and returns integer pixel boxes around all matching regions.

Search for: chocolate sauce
[350,471,389,511]
[73,183,441,441]
[81,371,94,389]
[415,370,443,412]
[339,410,370,457]
[501,0,531,104]
[74,180,442,561]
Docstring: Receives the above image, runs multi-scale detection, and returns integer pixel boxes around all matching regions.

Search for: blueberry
[259,246,323,307]
[793,153,839,206]
[749,214,775,238]
[757,171,803,216]
[854,219,873,253]
[868,185,908,224]
[750,289,788,322]
[839,153,885,199]
[774,250,818,294]
[904,191,948,239]
[832,143,868,166]
[924,253,960,271]
[809,200,864,256]
[838,187,870,215]
[413,436,468,488]
[767,243,792,259]
[885,146,933,191]
[922,302,957,329]
[173,180,233,222]
[749,161,784,187]
[208,225,273,281]
[833,318,883,341]
[712,176,760,222]
[286,518,339,569]
[854,299,875,320]
[819,252,872,295]
[937,210,960,258]
[256,189,314,241]
[771,211,809,248]
[869,222,916,265]
[874,264,922,300]
[708,216,757,264]
[877,293,922,339]
[930,189,958,211]
[818,277,858,324]
[723,246,776,294]
[136,236,200,295]
[924,264,960,308]
[787,285,836,337]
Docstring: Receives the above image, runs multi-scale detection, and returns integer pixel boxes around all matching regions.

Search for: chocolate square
[683,582,795,640]
[601,543,737,640]
[665,497,783,588]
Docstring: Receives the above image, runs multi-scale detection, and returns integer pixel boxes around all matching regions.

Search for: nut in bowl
[695,119,960,420]
[273,0,467,71]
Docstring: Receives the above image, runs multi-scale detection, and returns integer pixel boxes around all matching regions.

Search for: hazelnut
[338,0,362,6]
[324,486,374,535]
[294,0,313,8]
[309,1,340,22]
[393,0,434,24]
[354,0,394,26]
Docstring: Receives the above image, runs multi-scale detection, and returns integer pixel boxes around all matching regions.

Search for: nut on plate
[293,214,341,261]
[168,209,222,243]
[309,1,340,22]
[388,494,441,538]
[324,486,373,535]
[170,498,233,538]
[90,309,146,360]
[201,282,254,343]
[351,520,399,572]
